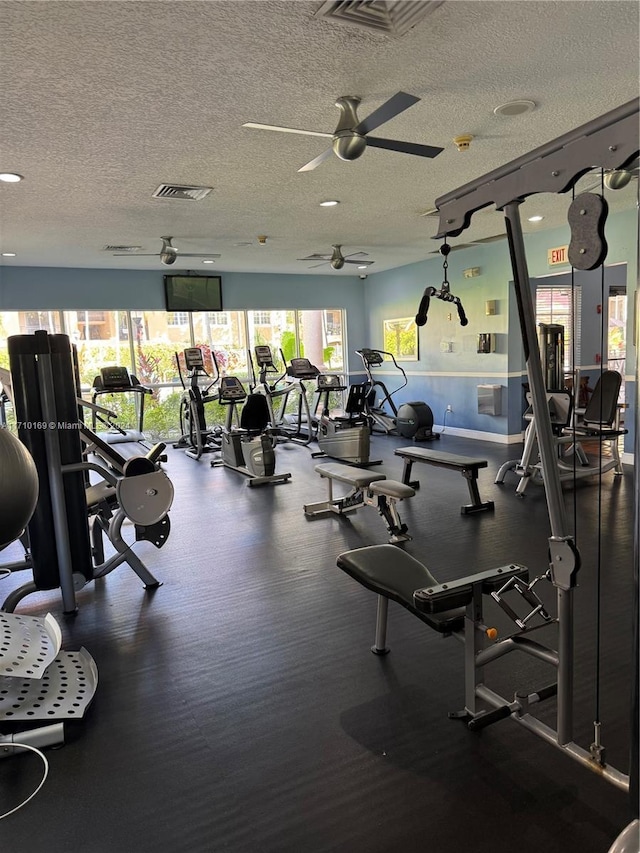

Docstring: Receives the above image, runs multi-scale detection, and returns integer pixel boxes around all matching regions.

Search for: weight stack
[8,331,92,590]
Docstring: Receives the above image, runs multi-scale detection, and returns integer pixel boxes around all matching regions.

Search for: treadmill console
[96,366,134,390]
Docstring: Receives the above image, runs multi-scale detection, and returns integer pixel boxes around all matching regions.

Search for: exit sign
[548,245,569,266]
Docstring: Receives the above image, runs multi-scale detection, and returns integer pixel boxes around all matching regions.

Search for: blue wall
[0,207,636,449]
[363,208,637,448]
[0,266,369,370]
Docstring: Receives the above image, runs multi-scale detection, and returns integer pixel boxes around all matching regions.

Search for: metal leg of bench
[401,458,420,490]
[372,494,411,543]
[371,595,390,655]
[461,470,495,515]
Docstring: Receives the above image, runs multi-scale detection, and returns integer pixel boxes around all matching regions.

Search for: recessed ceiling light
[528,215,544,222]
[1,252,16,257]
[493,100,536,117]
[357,265,368,270]
[0,173,23,183]
[319,200,339,207]
[202,259,216,264]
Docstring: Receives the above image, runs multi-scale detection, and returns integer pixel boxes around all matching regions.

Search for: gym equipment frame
[341,98,639,828]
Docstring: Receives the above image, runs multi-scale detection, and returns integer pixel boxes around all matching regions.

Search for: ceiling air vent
[152,184,213,201]
[103,245,142,252]
[314,0,445,37]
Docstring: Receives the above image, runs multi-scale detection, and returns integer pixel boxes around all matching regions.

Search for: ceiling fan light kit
[604,169,633,190]
[298,244,375,270]
[244,91,444,172]
[112,236,221,266]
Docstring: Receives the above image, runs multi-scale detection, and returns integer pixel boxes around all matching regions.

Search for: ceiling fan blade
[344,259,374,266]
[298,254,332,261]
[366,137,444,159]
[298,147,334,172]
[343,252,368,259]
[113,253,159,257]
[307,261,329,269]
[243,122,332,139]
[177,253,222,258]
[355,91,420,135]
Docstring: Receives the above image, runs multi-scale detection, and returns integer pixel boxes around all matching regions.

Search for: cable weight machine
[429,99,638,840]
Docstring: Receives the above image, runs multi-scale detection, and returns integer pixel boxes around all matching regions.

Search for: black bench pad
[337,544,465,634]
[394,447,494,514]
[394,447,488,471]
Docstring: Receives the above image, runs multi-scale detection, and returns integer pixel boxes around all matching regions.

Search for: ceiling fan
[244,91,444,172]
[113,236,221,266]
[298,245,375,270]
[581,159,639,192]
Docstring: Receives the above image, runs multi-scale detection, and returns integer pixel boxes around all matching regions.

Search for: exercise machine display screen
[100,366,133,389]
[254,346,274,366]
[219,376,246,400]
[184,348,205,370]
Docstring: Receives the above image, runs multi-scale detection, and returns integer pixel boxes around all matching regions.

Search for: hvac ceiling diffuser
[152,184,213,201]
[314,0,445,37]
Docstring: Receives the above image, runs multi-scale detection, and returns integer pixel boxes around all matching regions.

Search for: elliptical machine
[173,347,221,460]
[250,345,317,445]
[356,348,437,441]
[212,374,291,486]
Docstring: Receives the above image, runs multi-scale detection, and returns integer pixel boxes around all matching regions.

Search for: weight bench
[337,544,554,731]
[394,447,494,514]
[303,463,415,543]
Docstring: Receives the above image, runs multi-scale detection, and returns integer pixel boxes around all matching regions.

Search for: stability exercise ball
[0,429,38,550]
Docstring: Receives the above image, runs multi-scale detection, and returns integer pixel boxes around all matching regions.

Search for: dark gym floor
[0,430,635,853]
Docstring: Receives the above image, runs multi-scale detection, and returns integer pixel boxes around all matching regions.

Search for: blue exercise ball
[0,429,39,550]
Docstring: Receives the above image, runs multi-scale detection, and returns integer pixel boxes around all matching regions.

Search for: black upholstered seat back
[240,393,271,434]
[583,370,621,428]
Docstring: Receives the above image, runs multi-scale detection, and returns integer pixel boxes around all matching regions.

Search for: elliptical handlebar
[356,348,408,397]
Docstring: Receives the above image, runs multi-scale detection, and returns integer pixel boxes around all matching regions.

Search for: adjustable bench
[337,544,543,730]
[303,463,415,543]
[394,447,494,514]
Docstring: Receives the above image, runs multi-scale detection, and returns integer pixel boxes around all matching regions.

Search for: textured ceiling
[0,0,638,275]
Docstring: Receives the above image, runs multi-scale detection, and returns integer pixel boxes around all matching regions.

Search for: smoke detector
[453,134,473,152]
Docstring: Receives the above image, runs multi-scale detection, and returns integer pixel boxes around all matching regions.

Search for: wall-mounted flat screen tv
[164,275,223,312]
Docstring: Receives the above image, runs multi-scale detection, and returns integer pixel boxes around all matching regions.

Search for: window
[193,311,247,378]
[298,310,345,372]
[535,286,581,373]
[167,312,189,327]
[1,307,348,440]
[208,312,229,326]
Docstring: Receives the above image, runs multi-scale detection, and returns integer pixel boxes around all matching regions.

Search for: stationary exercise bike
[173,347,221,460]
[356,348,437,441]
[212,375,291,486]
[313,374,380,466]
